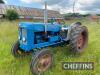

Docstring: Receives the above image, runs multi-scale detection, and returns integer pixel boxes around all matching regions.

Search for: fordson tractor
[11,2,88,75]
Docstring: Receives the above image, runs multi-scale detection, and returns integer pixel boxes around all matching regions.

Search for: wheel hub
[77,33,84,49]
[37,54,52,72]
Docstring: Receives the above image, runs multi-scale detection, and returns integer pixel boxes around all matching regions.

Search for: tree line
[63,13,100,20]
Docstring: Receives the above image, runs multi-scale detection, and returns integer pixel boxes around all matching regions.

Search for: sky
[3,0,100,14]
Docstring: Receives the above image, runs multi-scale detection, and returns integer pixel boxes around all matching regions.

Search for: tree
[82,14,90,17]
[6,9,19,21]
[0,0,4,3]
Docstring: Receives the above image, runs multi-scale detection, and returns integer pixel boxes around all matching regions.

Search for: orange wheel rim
[37,54,52,72]
[77,33,84,49]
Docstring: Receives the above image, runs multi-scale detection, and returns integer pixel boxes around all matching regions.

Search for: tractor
[11,2,88,75]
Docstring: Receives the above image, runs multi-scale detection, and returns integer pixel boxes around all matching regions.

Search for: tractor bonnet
[19,22,61,32]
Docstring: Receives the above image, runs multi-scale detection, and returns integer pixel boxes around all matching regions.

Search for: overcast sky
[3,0,100,14]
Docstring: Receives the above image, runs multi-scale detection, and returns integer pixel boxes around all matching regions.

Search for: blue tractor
[11,2,88,75]
[12,22,88,74]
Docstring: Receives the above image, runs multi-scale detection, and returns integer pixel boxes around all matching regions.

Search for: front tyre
[30,49,53,75]
[12,40,25,58]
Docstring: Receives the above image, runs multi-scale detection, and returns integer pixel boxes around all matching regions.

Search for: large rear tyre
[69,25,88,54]
[30,49,53,75]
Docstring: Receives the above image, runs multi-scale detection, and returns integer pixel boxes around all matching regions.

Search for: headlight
[22,37,26,42]
[18,36,21,40]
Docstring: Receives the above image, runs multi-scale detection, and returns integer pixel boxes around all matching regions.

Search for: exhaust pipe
[44,1,48,35]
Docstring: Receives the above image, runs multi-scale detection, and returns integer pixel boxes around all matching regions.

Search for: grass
[0,19,100,75]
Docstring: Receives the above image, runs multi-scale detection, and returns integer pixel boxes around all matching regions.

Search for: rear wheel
[69,26,88,53]
[30,49,53,75]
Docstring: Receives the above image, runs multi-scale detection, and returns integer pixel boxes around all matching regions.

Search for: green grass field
[0,19,100,75]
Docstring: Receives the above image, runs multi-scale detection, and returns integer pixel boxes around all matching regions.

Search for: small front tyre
[12,40,25,58]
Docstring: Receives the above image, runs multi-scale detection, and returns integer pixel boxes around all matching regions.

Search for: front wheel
[30,49,53,75]
[11,40,27,58]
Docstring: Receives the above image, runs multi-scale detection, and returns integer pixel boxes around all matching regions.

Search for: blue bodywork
[19,22,68,51]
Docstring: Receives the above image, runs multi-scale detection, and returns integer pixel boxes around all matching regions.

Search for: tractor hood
[19,22,61,32]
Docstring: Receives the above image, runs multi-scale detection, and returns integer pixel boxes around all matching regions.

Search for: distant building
[0,4,63,19]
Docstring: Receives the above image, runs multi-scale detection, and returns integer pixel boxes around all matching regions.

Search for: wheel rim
[77,33,85,49]
[14,45,23,55]
[14,46,30,56]
[17,49,22,54]
[36,54,52,72]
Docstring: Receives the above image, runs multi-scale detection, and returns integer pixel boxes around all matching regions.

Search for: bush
[0,0,5,3]
[6,9,19,21]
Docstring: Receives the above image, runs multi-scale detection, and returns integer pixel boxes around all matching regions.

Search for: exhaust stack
[44,1,48,34]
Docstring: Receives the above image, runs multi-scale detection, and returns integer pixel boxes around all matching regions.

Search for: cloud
[21,0,74,14]
[20,0,100,14]
[20,0,42,3]
[45,0,73,6]
[45,4,73,14]
[3,0,8,4]
[47,0,100,14]
[78,0,100,14]
[20,0,72,5]
[42,0,74,14]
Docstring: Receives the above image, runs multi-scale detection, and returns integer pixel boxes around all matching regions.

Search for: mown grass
[0,19,100,75]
